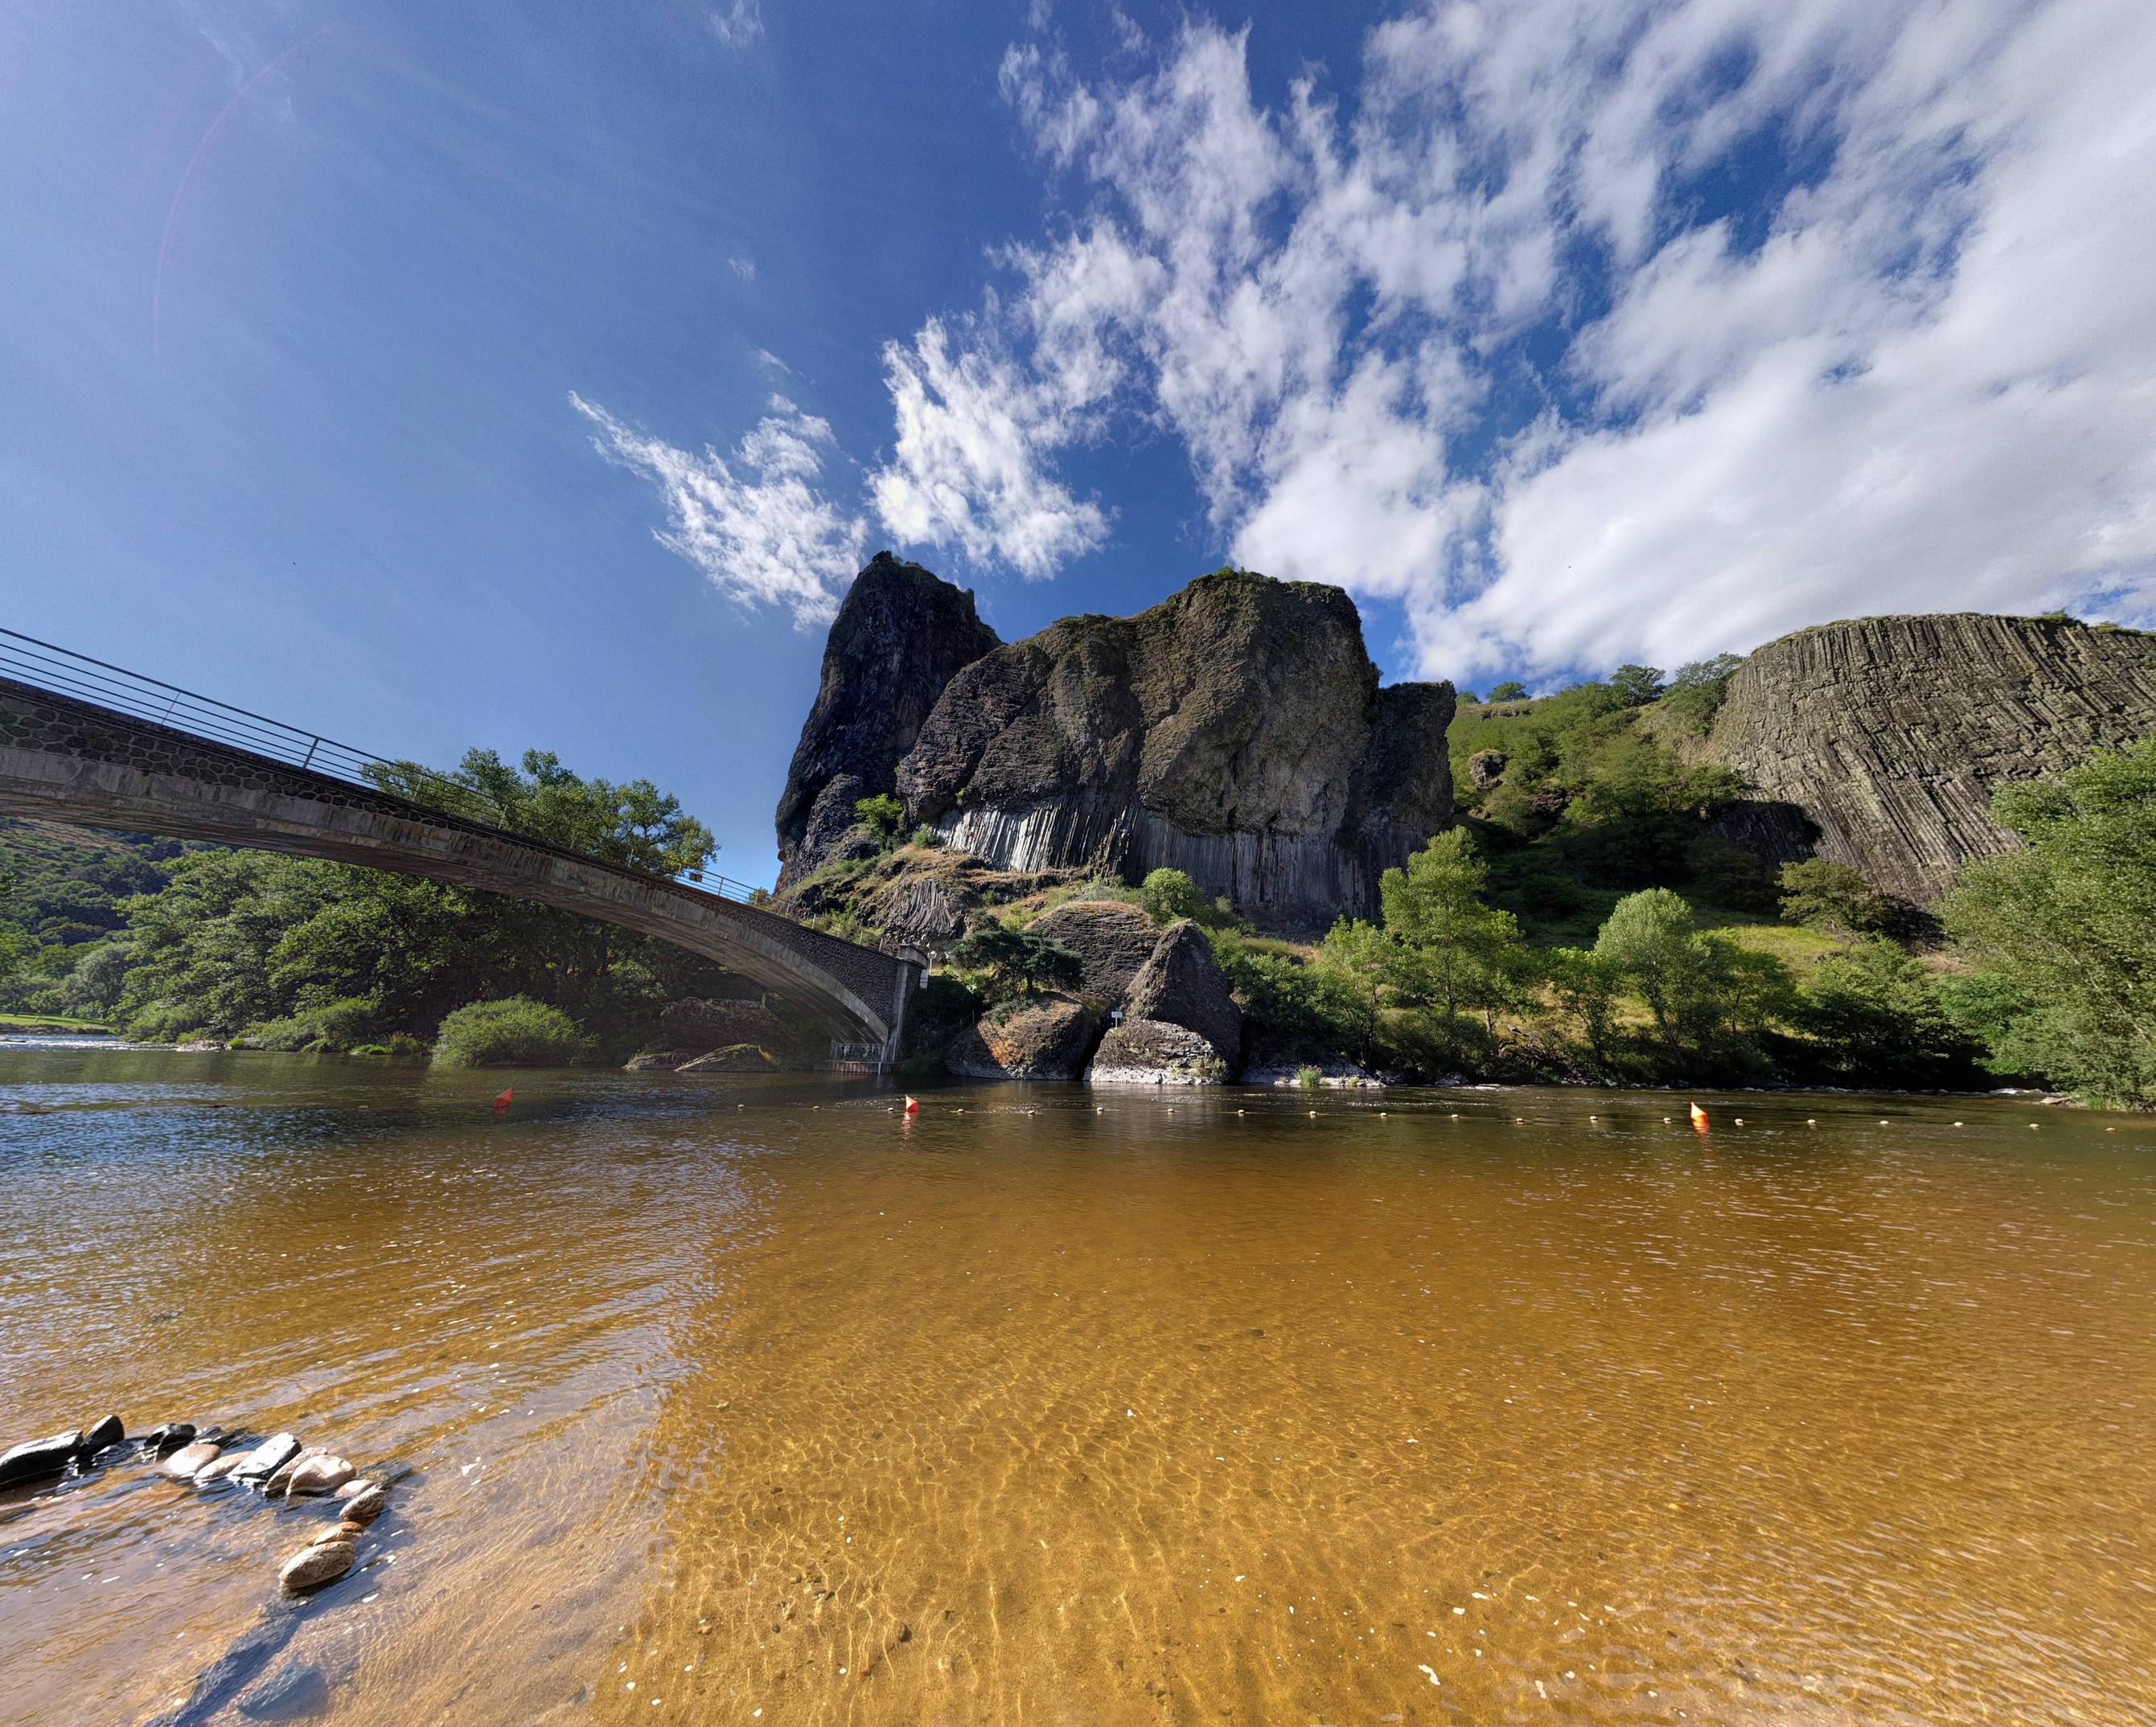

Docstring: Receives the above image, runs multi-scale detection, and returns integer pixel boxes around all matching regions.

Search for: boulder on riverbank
[947,996,1100,1080]
[1026,901,1160,1006]
[1124,921,1241,1066]
[1088,1019,1226,1085]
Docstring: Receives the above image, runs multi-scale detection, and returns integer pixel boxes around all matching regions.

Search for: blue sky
[7,2,2154,883]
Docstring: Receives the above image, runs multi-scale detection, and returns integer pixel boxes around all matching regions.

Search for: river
[1,1044,2150,1725]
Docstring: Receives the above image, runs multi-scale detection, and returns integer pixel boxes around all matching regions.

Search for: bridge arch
[0,650,918,1057]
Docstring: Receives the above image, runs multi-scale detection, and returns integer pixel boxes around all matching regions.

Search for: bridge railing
[0,626,769,906]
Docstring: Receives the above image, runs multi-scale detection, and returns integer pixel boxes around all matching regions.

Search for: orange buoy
[1688,1101,1709,1132]
[493,1087,513,1111]
[902,1094,920,1114]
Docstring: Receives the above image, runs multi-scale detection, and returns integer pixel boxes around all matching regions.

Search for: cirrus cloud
[571,391,865,627]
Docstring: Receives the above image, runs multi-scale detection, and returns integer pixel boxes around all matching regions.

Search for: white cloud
[869,314,1111,579]
[889,0,2156,681]
[728,254,756,283]
[571,392,865,627]
[711,1,762,51]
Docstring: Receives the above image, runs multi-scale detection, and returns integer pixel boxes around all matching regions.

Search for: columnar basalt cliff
[1703,613,2156,902]
[775,552,1000,889]
[893,570,1456,925]
[778,564,1456,926]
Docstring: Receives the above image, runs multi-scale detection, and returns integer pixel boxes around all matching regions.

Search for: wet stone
[232,1433,301,1482]
[80,1414,124,1454]
[278,1541,355,1592]
[162,1440,222,1479]
[0,1430,82,1488]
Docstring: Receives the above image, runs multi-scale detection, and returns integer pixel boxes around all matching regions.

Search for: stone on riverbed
[232,1434,301,1483]
[234,1660,330,1722]
[263,1450,322,1496]
[194,1454,248,1487]
[146,1422,199,1457]
[337,1483,387,1525]
[80,1415,124,1454]
[0,1430,82,1488]
[277,1540,355,1593]
[284,1454,354,1497]
[162,1440,222,1479]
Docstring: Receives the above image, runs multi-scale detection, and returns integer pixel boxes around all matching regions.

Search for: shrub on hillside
[1139,868,1209,925]
[433,996,592,1069]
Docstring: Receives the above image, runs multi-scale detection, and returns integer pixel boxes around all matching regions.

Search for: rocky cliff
[1704,613,2156,901]
[889,570,1455,925]
[775,553,1000,888]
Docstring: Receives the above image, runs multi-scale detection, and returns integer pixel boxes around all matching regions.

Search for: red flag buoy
[1689,1101,1709,1132]
[494,1087,514,1111]
[902,1094,920,1114]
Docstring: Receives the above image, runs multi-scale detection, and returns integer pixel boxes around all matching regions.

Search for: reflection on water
[1,1048,2151,1725]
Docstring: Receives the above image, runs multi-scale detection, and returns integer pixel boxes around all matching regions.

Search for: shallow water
[1,1050,2151,1726]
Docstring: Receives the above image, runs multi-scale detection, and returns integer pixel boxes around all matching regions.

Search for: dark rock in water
[232,1433,301,1482]
[946,996,1101,1081]
[0,1430,82,1488]
[1025,901,1160,1007]
[776,552,1003,888]
[893,569,1455,925]
[79,1415,124,1454]
[355,1458,416,1489]
[1123,921,1242,1066]
[146,1422,198,1457]
[236,1662,330,1721]
[1087,1018,1226,1084]
[139,1613,302,1727]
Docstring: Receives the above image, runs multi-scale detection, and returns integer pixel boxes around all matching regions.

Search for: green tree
[1545,947,1624,1069]
[949,925,1085,1002]
[1487,681,1528,702]
[1941,737,2156,1104]
[1797,939,1976,1085]
[1379,829,1526,1057]
[1316,918,1393,1067]
[1777,859,1895,933]
[1591,888,1697,1040]
[854,794,906,846]
[367,749,715,876]
[1608,664,1665,706]
[1139,867,1209,925]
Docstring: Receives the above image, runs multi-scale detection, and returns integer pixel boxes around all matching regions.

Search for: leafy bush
[949,925,1084,1002]
[433,997,593,1069]
[1777,859,1897,933]
[854,794,906,846]
[1941,736,2156,1104]
[1487,681,1527,702]
[1139,868,1209,925]
[907,824,940,850]
[1295,1065,1324,1089]
[1796,939,1977,1085]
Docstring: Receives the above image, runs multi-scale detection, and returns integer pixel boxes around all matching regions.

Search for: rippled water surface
[2,1047,2152,1725]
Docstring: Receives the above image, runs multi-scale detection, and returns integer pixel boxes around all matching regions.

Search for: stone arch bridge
[0,634,920,1060]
